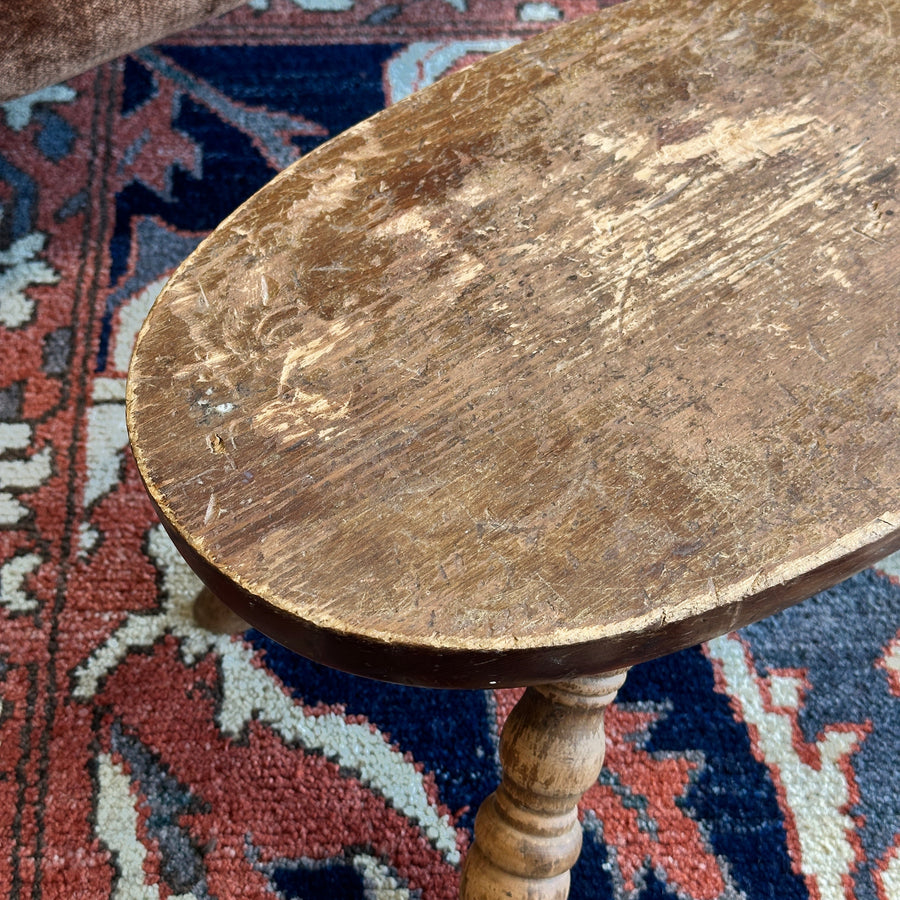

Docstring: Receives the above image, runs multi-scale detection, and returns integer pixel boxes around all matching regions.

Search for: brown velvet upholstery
[2,0,246,102]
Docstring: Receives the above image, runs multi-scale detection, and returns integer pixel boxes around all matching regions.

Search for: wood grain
[127,0,900,688]
[460,672,628,899]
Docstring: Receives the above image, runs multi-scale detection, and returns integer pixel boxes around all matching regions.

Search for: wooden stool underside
[127,0,900,688]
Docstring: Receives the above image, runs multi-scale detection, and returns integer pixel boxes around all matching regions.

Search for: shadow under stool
[126,0,900,896]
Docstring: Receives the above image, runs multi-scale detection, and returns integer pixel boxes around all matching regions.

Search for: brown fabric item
[2,0,247,102]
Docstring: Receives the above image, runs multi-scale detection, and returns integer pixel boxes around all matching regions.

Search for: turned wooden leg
[461,670,628,900]
[192,585,247,634]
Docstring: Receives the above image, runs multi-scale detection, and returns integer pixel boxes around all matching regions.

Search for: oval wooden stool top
[127,0,900,689]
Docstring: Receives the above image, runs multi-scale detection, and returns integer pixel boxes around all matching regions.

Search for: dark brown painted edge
[147,485,900,689]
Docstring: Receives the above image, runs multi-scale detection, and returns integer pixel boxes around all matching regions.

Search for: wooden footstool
[126,0,900,896]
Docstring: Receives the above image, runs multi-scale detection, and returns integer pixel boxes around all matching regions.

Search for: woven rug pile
[2,2,900,897]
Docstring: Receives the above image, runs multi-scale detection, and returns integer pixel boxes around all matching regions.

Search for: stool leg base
[460,670,629,900]
[192,585,246,634]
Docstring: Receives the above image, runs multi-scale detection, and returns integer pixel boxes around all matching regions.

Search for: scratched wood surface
[127,0,900,688]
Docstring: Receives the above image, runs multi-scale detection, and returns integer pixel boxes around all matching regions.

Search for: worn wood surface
[127,0,900,688]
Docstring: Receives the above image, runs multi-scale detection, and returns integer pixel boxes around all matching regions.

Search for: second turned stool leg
[460,670,629,900]
[192,585,247,634]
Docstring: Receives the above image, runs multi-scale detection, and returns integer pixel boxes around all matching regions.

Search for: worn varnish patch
[128,0,900,687]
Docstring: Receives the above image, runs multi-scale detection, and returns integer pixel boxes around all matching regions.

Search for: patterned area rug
[2,2,900,898]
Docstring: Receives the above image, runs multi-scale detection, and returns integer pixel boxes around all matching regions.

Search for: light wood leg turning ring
[461,669,629,900]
